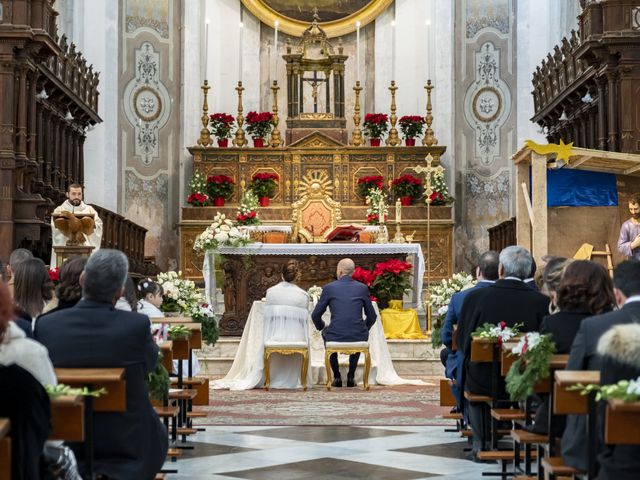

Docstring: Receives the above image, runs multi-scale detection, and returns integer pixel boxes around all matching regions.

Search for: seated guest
[595,324,640,480]
[262,260,311,389]
[539,256,569,311]
[0,281,56,479]
[41,256,87,316]
[528,260,614,435]
[440,250,499,410]
[136,278,165,318]
[4,248,32,298]
[35,249,168,480]
[457,246,549,459]
[562,259,640,471]
[115,277,138,312]
[312,258,377,388]
[14,257,54,333]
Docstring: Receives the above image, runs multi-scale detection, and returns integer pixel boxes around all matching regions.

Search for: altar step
[196,336,443,378]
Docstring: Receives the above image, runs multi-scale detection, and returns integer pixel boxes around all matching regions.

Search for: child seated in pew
[137,279,200,376]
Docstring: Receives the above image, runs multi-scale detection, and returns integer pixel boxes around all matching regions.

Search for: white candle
[378,198,384,224]
[391,19,396,81]
[239,21,244,82]
[425,18,431,81]
[396,199,401,223]
[204,19,210,81]
[356,21,361,82]
[274,21,279,80]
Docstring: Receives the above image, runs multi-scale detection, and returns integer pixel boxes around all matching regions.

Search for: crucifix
[302,70,328,113]
[412,153,444,333]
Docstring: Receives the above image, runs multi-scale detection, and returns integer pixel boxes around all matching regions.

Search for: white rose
[214,231,229,243]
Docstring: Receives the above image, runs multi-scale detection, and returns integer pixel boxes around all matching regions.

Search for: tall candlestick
[395,199,401,223]
[391,19,396,80]
[425,18,431,81]
[356,21,361,82]
[274,21,279,79]
[238,21,244,82]
[204,19,210,80]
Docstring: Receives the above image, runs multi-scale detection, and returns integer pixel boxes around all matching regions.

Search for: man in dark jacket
[561,259,640,471]
[312,258,377,387]
[457,246,549,456]
[35,249,167,480]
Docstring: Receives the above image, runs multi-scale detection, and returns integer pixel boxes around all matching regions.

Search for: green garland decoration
[505,333,556,401]
[168,324,192,340]
[146,352,170,401]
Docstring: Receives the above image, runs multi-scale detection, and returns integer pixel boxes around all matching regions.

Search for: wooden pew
[54,368,126,479]
[159,341,173,372]
[605,399,640,444]
[50,395,84,441]
[0,419,10,480]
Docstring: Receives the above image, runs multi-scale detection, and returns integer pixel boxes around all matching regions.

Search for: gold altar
[178,136,454,284]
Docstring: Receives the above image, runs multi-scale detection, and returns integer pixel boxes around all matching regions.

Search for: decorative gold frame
[240,0,394,37]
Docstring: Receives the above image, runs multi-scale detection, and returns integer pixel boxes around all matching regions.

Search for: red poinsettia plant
[363,113,389,139]
[209,113,235,139]
[366,213,388,225]
[49,267,60,284]
[206,174,235,200]
[236,210,258,225]
[398,115,425,139]
[249,172,279,198]
[352,259,413,303]
[357,175,384,198]
[187,192,208,207]
[245,111,274,139]
[392,174,422,199]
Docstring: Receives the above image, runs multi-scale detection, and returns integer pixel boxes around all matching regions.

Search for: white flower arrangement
[193,212,251,252]
[473,321,522,344]
[157,270,201,314]
[365,187,388,224]
[308,285,322,303]
[511,332,543,356]
[430,272,476,318]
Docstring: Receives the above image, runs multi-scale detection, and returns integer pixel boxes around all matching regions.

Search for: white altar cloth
[212,242,425,310]
[212,300,427,390]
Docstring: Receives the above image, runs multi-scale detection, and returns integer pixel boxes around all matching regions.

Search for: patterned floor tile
[240,425,408,443]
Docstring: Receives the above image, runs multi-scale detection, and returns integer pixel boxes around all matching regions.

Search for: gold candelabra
[270,80,283,148]
[412,153,444,333]
[196,80,213,147]
[233,81,247,148]
[422,80,439,147]
[386,81,400,146]
[350,81,364,146]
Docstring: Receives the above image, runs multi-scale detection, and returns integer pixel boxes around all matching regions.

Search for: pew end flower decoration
[168,324,192,341]
[569,377,640,402]
[505,332,557,401]
[156,271,201,314]
[193,212,251,252]
[472,321,522,345]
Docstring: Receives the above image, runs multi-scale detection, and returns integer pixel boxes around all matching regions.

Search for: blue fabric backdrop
[546,169,618,207]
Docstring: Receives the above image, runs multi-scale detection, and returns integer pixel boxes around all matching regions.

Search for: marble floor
[163,425,497,479]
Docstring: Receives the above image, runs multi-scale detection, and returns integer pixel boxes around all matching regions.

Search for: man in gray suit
[562,259,640,471]
[312,258,377,388]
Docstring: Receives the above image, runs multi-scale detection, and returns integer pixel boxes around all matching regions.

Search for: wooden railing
[488,217,516,252]
[92,205,158,277]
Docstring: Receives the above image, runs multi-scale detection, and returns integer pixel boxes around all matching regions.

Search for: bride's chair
[263,341,309,391]
[291,171,342,243]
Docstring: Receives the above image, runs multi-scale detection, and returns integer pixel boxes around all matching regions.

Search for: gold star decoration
[524,139,575,165]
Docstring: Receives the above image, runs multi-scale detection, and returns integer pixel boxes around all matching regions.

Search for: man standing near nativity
[618,194,640,261]
[50,183,103,268]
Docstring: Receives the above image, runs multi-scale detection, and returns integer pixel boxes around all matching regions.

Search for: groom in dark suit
[312,258,377,387]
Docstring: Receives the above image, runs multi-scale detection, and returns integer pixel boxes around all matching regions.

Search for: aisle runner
[196,384,451,426]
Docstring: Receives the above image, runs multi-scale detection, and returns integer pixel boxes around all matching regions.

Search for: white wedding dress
[213,281,312,390]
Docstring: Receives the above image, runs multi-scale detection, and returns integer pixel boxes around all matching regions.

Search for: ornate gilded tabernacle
[291,171,342,242]
[283,11,347,144]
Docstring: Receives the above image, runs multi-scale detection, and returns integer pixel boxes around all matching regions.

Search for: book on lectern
[325,225,364,242]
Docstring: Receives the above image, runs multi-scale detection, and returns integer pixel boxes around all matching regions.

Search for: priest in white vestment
[50,183,103,268]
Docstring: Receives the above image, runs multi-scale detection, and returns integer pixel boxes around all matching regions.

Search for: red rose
[499,321,507,330]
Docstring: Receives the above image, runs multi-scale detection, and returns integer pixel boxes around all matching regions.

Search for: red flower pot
[259,196,270,207]
[217,138,228,148]
[213,197,225,206]
[253,138,264,148]
[370,138,381,147]
[400,196,413,206]
[405,138,416,147]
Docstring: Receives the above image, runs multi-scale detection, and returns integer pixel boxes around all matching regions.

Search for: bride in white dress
[213,261,312,390]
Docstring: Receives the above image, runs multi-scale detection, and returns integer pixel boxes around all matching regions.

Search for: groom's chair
[263,341,310,391]
[324,342,371,390]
